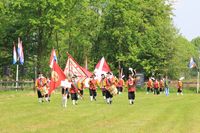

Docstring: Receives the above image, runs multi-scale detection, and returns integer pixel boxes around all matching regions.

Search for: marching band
[35,68,178,108]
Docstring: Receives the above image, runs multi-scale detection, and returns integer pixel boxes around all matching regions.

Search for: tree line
[0,0,199,80]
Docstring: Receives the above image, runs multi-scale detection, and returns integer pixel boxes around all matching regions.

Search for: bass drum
[108,85,118,96]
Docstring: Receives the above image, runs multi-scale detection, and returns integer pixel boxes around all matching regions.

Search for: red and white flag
[94,57,111,79]
[17,38,24,65]
[64,52,92,80]
[48,61,66,94]
[49,48,58,69]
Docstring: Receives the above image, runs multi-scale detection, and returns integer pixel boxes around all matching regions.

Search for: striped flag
[49,49,58,68]
[64,52,92,80]
[189,57,196,68]
[13,44,17,64]
[17,38,24,65]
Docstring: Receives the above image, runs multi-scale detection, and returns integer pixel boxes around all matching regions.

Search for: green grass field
[0,89,200,133]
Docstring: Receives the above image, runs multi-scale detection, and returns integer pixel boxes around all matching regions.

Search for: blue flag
[189,57,196,68]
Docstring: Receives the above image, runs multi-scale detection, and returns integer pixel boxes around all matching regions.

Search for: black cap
[107,72,112,75]
[72,75,77,78]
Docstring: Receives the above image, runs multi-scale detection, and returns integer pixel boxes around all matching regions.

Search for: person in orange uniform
[159,78,164,94]
[77,79,85,99]
[177,79,183,95]
[105,72,115,104]
[126,73,137,105]
[35,72,47,103]
[117,76,124,95]
[89,74,98,101]
[70,76,79,105]
[99,74,107,100]
[146,77,153,94]
[153,79,160,95]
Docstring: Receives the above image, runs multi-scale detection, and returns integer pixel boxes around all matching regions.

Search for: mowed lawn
[0,89,200,133]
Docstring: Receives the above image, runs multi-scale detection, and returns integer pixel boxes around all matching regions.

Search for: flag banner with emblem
[17,38,24,65]
[49,61,66,94]
[94,57,111,79]
[49,48,58,68]
[189,57,196,68]
[13,44,17,64]
[64,52,93,80]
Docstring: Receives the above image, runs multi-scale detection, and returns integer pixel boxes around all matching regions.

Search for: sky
[172,0,200,41]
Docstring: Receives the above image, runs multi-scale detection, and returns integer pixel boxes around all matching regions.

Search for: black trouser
[160,88,164,92]
[89,89,97,98]
[62,88,70,99]
[128,91,135,100]
[147,87,152,92]
[79,89,84,95]
[101,88,106,96]
[177,88,182,93]
[117,87,123,93]
[102,91,106,96]
[71,93,78,100]
[105,90,113,99]
[154,88,159,95]
[37,89,43,98]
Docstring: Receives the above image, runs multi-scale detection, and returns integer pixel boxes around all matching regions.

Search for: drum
[108,85,118,96]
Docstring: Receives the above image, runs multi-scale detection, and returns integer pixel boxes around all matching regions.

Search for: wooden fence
[0,81,35,91]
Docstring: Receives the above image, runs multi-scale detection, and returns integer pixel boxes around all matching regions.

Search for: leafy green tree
[168,36,198,79]
[191,36,200,50]
[92,0,176,77]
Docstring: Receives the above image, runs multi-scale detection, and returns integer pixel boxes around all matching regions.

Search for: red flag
[94,57,111,79]
[64,52,92,80]
[49,61,66,94]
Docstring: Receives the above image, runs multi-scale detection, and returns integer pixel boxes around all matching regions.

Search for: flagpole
[16,64,19,90]
[197,70,199,93]
[34,66,37,93]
